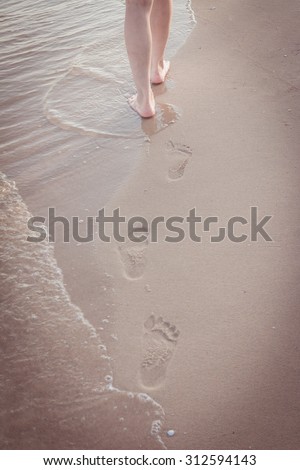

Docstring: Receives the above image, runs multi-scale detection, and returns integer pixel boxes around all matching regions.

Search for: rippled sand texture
[0,173,165,449]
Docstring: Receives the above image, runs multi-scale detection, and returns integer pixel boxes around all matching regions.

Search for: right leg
[150,0,172,84]
[125,0,155,118]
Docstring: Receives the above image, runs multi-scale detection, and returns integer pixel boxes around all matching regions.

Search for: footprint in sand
[166,140,192,181]
[118,238,148,280]
[139,314,180,388]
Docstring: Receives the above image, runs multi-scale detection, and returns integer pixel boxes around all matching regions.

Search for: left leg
[124,0,155,118]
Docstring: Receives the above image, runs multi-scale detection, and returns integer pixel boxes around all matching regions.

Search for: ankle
[137,88,154,103]
[151,57,164,73]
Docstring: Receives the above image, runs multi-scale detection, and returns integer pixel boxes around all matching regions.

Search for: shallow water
[0,0,195,449]
[0,173,165,449]
[1,0,195,199]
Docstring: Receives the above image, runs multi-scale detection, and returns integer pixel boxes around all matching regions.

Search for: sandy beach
[1,0,300,450]
[94,0,300,448]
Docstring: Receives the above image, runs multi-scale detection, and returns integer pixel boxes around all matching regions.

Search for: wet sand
[0,0,193,449]
[1,0,300,450]
[92,0,300,449]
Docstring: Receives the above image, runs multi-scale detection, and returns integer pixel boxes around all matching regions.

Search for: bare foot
[151,60,170,85]
[128,92,155,119]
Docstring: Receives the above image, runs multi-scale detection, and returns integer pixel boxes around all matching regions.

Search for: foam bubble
[151,420,162,436]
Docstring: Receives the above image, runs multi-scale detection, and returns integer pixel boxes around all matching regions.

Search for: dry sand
[93,0,300,449]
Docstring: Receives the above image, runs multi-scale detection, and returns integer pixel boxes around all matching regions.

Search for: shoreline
[0,0,196,450]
